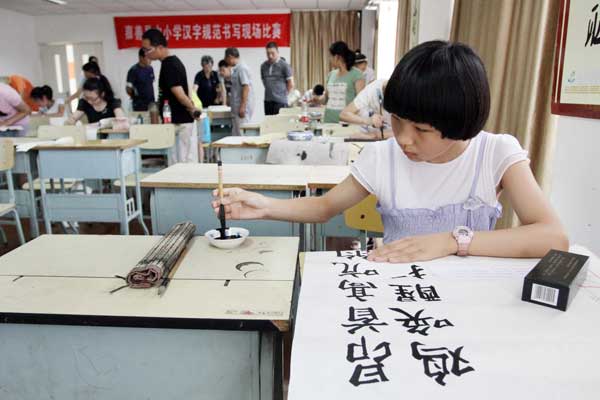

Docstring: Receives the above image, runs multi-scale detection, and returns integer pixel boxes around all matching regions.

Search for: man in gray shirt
[260,42,294,115]
[225,47,254,135]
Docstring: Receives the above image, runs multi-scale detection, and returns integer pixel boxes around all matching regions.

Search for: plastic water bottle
[162,100,172,124]
[201,115,212,143]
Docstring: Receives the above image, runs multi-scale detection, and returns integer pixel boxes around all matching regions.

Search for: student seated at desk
[339,79,393,140]
[66,62,114,110]
[213,40,569,263]
[302,84,325,107]
[30,85,65,117]
[67,78,125,124]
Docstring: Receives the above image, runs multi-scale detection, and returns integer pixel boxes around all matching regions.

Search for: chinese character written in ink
[333,262,379,279]
[389,284,416,302]
[342,307,388,334]
[389,308,454,336]
[417,284,441,302]
[336,250,368,260]
[389,284,442,302]
[347,336,392,386]
[339,280,377,302]
[392,264,426,279]
[411,342,475,386]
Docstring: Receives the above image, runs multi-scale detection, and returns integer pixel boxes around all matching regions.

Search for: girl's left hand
[367,232,458,263]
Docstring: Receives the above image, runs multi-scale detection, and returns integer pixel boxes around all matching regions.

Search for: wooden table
[0,234,299,400]
[142,163,308,241]
[36,139,149,235]
[97,127,130,139]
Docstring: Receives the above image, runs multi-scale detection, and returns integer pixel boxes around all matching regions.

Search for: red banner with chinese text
[114,14,291,49]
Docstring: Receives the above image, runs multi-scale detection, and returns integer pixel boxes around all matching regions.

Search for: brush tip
[217,161,222,166]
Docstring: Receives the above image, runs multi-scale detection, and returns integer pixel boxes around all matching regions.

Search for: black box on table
[521,249,589,311]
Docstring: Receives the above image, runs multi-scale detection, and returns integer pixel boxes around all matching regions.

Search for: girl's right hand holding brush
[212,188,270,220]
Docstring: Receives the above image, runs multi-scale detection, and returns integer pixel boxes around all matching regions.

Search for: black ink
[333,262,379,278]
[389,308,454,336]
[389,284,417,302]
[416,284,441,302]
[347,336,392,386]
[342,307,388,334]
[411,342,475,386]
[586,4,600,47]
[339,280,377,302]
[392,264,426,280]
[336,250,368,260]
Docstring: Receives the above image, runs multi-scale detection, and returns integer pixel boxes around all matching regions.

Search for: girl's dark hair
[82,77,115,102]
[313,84,325,96]
[354,49,367,64]
[329,41,356,71]
[384,40,490,141]
[30,85,53,100]
[82,61,101,75]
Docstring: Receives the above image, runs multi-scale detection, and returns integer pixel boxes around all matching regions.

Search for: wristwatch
[452,226,474,257]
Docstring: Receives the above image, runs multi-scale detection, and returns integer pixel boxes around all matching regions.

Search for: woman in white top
[30,85,65,117]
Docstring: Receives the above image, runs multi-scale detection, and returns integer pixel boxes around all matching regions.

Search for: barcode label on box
[531,283,559,306]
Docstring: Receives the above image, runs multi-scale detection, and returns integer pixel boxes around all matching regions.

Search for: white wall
[550,116,600,254]
[33,10,291,123]
[360,9,377,72]
[0,8,40,82]
[418,0,454,43]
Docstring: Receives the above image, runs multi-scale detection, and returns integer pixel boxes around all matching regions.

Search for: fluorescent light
[44,0,68,5]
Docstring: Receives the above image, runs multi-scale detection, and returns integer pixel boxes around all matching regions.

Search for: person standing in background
[260,42,294,115]
[193,56,220,108]
[0,82,31,136]
[354,50,376,84]
[225,47,254,135]
[142,28,202,163]
[323,41,365,123]
[126,48,155,112]
[217,59,232,106]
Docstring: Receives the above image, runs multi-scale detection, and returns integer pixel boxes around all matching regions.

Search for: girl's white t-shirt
[350,131,529,211]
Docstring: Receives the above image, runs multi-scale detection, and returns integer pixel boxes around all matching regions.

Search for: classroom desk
[0,138,44,238]
[36,139,149,235]
[141,163,308,241]
[97,127,129,139]
[0,234,299,400]
[212,133,285,164]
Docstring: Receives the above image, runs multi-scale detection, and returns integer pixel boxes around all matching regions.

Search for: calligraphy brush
[217,160,228,239]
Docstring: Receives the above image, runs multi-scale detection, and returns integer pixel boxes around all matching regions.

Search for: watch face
[457,228,470,236]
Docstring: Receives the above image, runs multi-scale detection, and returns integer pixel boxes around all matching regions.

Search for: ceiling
[0,0,369,16]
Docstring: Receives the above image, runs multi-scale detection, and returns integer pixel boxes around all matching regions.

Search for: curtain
[291,11,361,93]
[395,0,413,63]
[450,0,559,228]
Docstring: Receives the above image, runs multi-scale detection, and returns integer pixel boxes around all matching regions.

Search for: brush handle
[217,161,224,199]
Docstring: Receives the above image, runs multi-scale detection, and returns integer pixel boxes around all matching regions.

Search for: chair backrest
[260,115,304,134]
[38,125,86,143]
[278,107,301,116]
[27,115,51,137]
[129,124,175,150]
[344,195,384,233]
[0,139,15,172]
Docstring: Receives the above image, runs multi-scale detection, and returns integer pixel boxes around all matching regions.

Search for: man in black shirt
[141,28,201,163]
[126,48,155,111]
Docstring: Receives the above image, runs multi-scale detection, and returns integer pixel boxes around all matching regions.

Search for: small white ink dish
[205,227,249,249]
